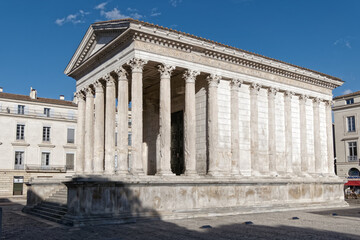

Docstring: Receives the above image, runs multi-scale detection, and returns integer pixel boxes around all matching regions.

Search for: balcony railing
[25,164,67,173]
[348,156,358,162]
[0,107,77,121]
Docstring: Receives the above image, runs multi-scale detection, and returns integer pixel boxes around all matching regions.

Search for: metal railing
[25,164,67,173]
[348,156,358,162]
[0,107,77,121]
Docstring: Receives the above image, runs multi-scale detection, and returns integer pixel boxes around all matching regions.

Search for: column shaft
[84,87,95,173]
[326,101,335,175]
[230,79,242,175]
[104,74,116,174]
[299,95,308,174]
[207,74,221,175]
[250,83,260,176]
[284,91,293,174]
[93,81,105,173]
[313,98,322,174]
[157,64,175,175]
[183,70,200,175]
[268,87,278,175]
[116,67,129,174]
[128,58,147,175]
[75,92,86,173]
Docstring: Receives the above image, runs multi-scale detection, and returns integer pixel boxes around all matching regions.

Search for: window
[128,132,132,146]
[41,152,50,166]
[44,108,50,117]
[66,153,74,170]
[14,151,24,169]
[346,98,354,105]
[115,132,118,147]
[347,116,356,132]
[43,127,51,142]
[348,168,360,177]
[17,105,25,114]
[67,128,75,143]
[16,124,25,140]
[348,142,358,162]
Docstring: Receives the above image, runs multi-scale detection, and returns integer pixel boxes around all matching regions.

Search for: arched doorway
[348,168,360,177]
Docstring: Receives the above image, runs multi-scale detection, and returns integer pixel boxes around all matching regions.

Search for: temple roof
[65,18,343,88]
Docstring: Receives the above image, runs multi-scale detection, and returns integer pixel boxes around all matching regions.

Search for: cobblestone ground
[1,199,360,240]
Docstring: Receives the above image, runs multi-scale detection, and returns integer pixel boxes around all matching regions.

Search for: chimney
[0,87,3,93]
[30,87,37,99]
[59,95,65,100]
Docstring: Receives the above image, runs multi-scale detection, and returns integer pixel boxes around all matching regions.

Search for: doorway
[171,111,184,175]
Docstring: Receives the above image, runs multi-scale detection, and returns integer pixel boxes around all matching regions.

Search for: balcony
[25,164,67,173]
[348,156,358,162]
[0,107,77,121]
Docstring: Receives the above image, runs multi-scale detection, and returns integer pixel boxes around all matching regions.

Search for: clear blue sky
[0,0,359,100]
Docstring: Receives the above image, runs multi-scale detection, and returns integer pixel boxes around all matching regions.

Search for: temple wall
[306,100,315,173]
[258,88,269,173]
[291,96,301,172]
[275,92,286,173]
[195,79,207,174]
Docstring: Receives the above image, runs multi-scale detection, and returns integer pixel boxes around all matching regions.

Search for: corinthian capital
[158,64,176,78]
[114,66,128,81]
[183,69,200,84]
[230,78,243,89]
[284,90,295,98]
[103,73,116,86]
[325,100,334,107]
[94,80,104,92]
[313,97,321,104]
[268,87,279,96]
[75,91,85,100]
[85,86,95,96]
[207,74,221,87]
[299,94,309,102]
[128,58,148,72]
[250,82,261,92]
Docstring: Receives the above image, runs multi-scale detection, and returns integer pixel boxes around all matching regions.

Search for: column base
[184,170,198,176]
[116,170,130,175]
[156,171,175,177]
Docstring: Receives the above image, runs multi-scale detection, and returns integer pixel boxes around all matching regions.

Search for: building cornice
[66,19,343,90]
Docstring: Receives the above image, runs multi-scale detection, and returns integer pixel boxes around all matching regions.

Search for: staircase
[26,187,68,223]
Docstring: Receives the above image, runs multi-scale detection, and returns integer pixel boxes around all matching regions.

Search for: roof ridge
[333,90,360,100]
[92,18,342,82]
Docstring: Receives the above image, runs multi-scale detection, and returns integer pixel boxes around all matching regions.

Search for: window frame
[14,151,24,169]
[44,108,50,117]
[348,141,358,162]
[42,126,51,142]
[16,124,25,140]
[347,116,356,132]
[41,152,50,166]
[17,105,25,115]
[67,128,75,144]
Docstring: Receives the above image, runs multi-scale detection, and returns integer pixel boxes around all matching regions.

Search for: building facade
[0,88,77,196]
[26,19,347,225]
[333,91,360,179]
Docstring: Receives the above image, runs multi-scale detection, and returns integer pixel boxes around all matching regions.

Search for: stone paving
[1,199,360,240]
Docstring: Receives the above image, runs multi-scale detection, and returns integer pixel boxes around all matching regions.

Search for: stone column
[313,97,322,174]
[183,70,200,176]
[156,64,176,176]
[325,100,335,176]
[299,94,309,175]
[207,74,221,176]
[284,90,294,175]
[128,58,148,175]
[84,86,95,173]
[230,79,242,176]
[250,83,261,176]
[75,91,86,174]
[104,74,116,175]
[268,87,278,176]
[115,67,129,175]
[93,80,105,174]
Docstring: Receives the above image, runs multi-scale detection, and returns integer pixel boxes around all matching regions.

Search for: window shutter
[67,128,75,143]
[24,106,29,115]
[14,105,17,114]
[68,110,74,120]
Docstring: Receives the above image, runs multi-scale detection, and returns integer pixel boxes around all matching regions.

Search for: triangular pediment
[64,19,132,75]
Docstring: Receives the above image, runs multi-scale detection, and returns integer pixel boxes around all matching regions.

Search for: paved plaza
[0,198,360,240]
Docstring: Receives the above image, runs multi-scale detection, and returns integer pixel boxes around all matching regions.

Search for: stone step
[40,202,67,212]
[41,201,67,209]
[27,210,63,223]
[34,205,67,215]
[31,208,65,220]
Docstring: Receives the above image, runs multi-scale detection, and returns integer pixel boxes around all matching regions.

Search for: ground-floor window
[41,152,50,166]
[14,151,24,170]
[348,142,358,162]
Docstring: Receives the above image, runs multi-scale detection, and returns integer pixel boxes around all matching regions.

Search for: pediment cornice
[65,19,343,90]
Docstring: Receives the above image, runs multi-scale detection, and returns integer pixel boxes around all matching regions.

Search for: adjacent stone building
[0,88,77,196]
[333,91,360,179]
[25,19,347,225]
